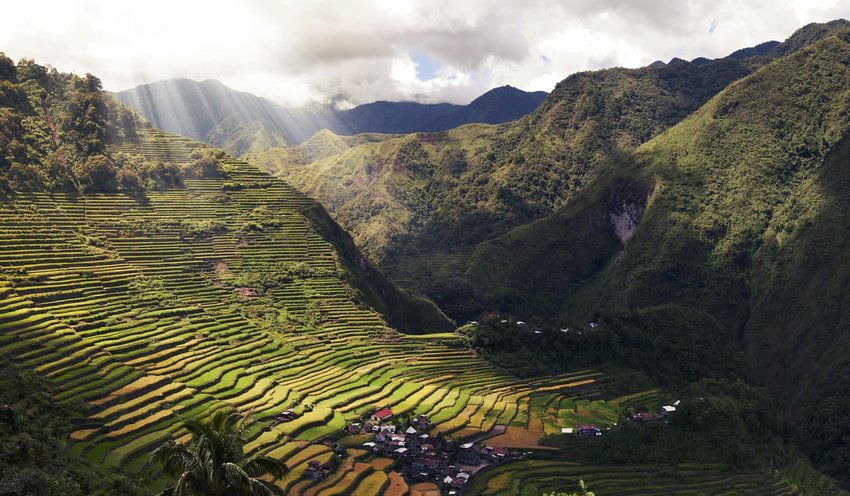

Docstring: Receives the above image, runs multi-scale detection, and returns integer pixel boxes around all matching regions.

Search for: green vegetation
[462,26,850,487]
[246,20,850,324]
[0,54,143,192]
[467,460,829,496]
[5,20,850,495]
[0,362,144,496]
[247,46,759,297]
[0,54,232,195]
[541,379,783,468]
[150,410,288,496]
[0,88,635,496]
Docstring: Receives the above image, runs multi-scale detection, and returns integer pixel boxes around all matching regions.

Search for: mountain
[250,39,765,313]
[464,26,850,486]
[338,85,548,134]
[114,80,547,155]
[251,21,850,318]
[3,39,849,496]
[244,21,850,484]
[113,78,342,154]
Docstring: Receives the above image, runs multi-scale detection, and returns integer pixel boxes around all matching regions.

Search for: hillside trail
[40,94,68,169]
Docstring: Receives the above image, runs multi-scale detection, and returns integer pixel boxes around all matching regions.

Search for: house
[371,407,393,423]
[632,412,656,422]
[561,427,574,434]
[450,477,468,489]
[304,461,324,480]
[489,447,507,461]
[415,415,432,430]
[411,460,430,477]
[456,444,480,465]
[406,426,418,435]
[661,405,677,413]
[577,424,602,438]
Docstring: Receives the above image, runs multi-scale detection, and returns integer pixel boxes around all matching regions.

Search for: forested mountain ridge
[464,27,850,486]
[253,21,850,317]
[114,79,547,155]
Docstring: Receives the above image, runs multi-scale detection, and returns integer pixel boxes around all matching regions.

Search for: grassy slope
[465,29,850,485]
[0,56,451,334]
[242,130,398,176]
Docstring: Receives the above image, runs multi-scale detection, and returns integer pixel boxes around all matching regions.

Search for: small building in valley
[371,407,394,423]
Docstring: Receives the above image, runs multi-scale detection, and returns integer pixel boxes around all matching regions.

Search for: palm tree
[150,409,288,496]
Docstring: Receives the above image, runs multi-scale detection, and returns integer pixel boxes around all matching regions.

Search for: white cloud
[0,0,848,106]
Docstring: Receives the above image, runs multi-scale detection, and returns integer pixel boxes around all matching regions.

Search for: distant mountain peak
[116,79,548,153]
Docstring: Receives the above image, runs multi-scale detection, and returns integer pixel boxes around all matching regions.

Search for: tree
[182,148,225,178]
[150,410,288,496]
[0,52,16,82]
[74,154,116,192]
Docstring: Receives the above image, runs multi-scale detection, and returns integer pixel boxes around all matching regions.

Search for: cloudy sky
[1,0,848,108]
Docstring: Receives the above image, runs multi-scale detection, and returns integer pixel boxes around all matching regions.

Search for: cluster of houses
[344,407,520,493]
[301,401,683,492]
[628,401,679,423]
[558,401,681,439]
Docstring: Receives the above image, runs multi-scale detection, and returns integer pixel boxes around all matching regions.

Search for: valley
[3,10,850,496]
[0,130,684,494]
[2,129,836,496]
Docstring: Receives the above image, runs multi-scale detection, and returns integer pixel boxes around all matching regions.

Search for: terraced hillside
[0,130,640,492]
[467,460,844,496]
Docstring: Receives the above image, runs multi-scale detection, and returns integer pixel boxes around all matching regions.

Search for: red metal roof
[373,408,393,418]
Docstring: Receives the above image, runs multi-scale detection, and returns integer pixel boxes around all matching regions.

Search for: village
[295,407,521,494]
[295,400,680,494]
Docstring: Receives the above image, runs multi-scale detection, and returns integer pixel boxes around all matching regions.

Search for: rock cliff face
[609,201,645,244]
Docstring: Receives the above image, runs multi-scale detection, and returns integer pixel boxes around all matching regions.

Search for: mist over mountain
[115,80,547,155]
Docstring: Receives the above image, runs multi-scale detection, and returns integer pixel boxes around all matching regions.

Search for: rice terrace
[3,2,850,496]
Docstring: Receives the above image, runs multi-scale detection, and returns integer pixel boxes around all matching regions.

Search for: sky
[1,0,849,108]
